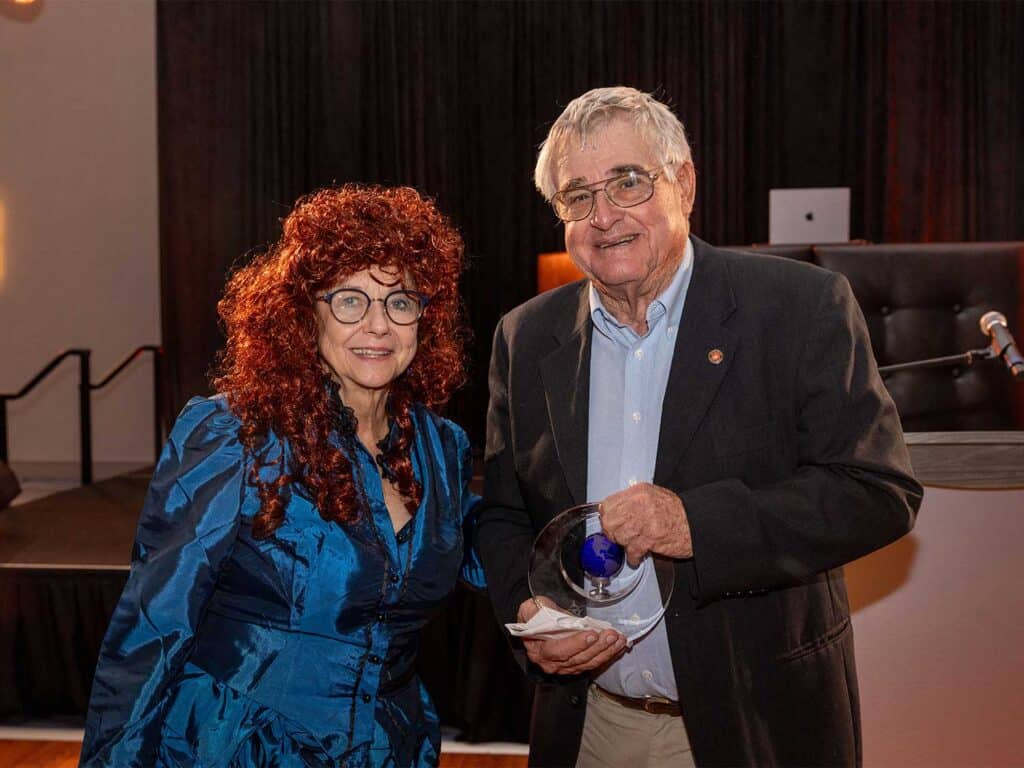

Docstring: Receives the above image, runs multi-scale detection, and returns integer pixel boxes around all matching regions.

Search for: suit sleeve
[681,272,923,602]
[475,317,536,629]
[80,397,246,767]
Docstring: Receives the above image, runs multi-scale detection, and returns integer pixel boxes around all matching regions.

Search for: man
[476,86,922,768]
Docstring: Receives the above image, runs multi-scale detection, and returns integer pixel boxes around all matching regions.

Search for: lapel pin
[708,348,724,365]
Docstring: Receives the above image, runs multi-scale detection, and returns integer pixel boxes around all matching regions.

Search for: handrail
[90,345,166,466]
[91,345,162,390]
[3,348,90,399]
[0,349,90,482]
[0,345,165,485]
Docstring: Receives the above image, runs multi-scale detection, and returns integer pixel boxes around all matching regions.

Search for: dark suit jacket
[476,238,923,768]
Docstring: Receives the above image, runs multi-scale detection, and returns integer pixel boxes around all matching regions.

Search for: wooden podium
[904,430,1024,489]
[851,429,1024,766]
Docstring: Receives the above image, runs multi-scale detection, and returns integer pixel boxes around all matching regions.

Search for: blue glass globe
[580,533,625,579]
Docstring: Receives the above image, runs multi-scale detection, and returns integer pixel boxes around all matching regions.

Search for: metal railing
[0,345,165,484]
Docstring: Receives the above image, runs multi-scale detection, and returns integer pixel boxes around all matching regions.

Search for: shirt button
[632,411,642,423]
[369,654,381,664]
[377,612,387,623]
[389,573,400,584]
[634,349,644,360]
[642,670,653,681]
[361,693,371,703]
[667,326,676,335]
[628,477,638,487]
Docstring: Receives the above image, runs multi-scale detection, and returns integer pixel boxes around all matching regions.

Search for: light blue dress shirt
[587,238,694,700]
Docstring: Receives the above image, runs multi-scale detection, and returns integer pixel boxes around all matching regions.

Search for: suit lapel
[539,286,592,507]
[654,238,738,484]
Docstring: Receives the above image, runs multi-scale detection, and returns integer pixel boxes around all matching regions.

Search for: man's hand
[600,483,692,567]
[516,597,627,675]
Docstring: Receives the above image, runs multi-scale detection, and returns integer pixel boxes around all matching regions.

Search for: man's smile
[595,234,640,249]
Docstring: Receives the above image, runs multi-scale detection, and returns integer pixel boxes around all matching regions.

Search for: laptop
[769,187,850,244]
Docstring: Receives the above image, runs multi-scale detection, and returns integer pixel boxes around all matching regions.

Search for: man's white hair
[534,86,693,201]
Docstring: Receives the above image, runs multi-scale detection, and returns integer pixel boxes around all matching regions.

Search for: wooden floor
[0,740,528,767]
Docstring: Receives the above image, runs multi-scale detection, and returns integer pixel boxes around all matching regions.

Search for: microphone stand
[878,347,998,375]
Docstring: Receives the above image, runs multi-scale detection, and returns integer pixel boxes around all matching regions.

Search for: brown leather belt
[593,684,681,716]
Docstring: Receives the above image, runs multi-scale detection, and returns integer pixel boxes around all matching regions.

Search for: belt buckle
[641,696,672,715]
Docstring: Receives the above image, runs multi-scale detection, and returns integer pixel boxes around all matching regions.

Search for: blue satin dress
[80,395,486,767]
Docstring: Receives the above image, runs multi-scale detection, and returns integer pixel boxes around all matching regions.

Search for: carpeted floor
[0,469,149,570]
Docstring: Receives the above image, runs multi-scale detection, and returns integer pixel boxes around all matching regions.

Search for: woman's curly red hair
[213,185,468,538]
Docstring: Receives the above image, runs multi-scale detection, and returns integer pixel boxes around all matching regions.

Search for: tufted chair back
[812,243,1022,431]
[733,241,875,263]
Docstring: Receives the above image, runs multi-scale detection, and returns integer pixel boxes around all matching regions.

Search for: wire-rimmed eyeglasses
[551,168,662,222]
[318,287,429,326]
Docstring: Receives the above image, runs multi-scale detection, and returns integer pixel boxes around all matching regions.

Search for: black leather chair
[728,241,1023,431]
[814,243,1022,431]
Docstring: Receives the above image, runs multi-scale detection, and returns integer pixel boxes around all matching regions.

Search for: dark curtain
[159,0,1024,436]
[157,0,1024,742]
[0,571,126,720]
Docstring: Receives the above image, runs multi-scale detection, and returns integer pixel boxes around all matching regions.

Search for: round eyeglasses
[551,168,662,222]
[318,287,429,326]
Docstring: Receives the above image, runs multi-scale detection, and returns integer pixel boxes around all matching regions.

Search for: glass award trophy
[528,502,674,642]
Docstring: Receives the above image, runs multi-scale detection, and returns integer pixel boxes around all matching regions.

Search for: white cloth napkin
[505,605,615,640]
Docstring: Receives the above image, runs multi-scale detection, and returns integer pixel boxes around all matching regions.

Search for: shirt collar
[589,237,694,344]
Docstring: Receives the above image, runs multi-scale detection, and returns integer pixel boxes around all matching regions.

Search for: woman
[80,185,485,767]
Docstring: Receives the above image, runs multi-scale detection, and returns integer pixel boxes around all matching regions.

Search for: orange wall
[537,252,583,294]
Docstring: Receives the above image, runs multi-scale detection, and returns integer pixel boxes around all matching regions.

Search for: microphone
[979,311,1024,381]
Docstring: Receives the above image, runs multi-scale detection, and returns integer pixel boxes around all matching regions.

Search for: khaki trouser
[576,685,695,768]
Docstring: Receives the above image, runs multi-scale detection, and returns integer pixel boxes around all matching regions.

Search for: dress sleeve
[80,396,247,767]
[448,419,487,591]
